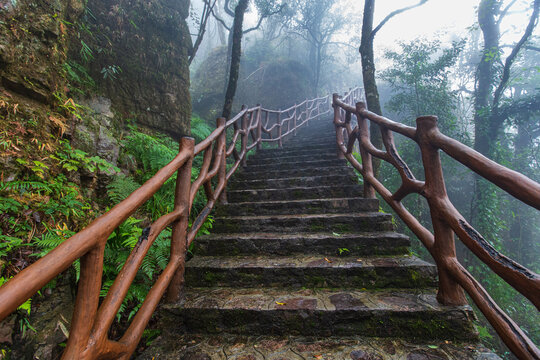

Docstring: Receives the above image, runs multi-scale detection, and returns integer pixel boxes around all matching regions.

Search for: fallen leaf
[324,257,332,263]
[427,345,438,349]
[315,355,323,359]
[275,301,286,306]
[356,259,363,262]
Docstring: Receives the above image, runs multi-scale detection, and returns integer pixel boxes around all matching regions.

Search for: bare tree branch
[501,44,540,52]
[493,0,540,111]
[371,0,428,38]
[189,0,218,65]
[497,0,518,25]
[210,5,231,31]
[243,4,285,34]
[223,0,235,17]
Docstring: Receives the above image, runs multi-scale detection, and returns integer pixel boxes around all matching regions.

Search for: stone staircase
[139,119,498,359]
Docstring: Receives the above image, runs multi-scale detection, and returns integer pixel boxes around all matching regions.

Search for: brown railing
[333,88,540,360]
[0,95,331,359]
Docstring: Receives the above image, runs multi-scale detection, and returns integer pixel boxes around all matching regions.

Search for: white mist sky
[243,0,539,60]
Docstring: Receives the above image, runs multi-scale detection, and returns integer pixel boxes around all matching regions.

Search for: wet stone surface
[145,120,498,359]
[137,334,498,360]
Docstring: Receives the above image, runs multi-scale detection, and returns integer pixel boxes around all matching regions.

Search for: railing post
[356,102,375,199]
[217,117,228,204]
[241,109,248,166]
[332,93,345,160]
[416,116,467,306]
[305,99,309,126]
[62,241,106,359]
[256,106,262,151]
[293,103,297,136]
[278,110,283,148]
[165,136,194,303]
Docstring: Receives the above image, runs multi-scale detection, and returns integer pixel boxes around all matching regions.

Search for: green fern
[191,114,213,143]
[33,227,75,257]
[107,175,140,204]
[0,181,53,194]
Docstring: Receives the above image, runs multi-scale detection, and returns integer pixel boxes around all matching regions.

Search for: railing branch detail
[332,90,540,360]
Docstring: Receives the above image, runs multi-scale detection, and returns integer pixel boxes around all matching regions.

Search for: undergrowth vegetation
[1,82,215,348]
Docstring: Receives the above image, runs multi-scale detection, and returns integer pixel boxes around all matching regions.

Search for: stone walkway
[138,118,498,359]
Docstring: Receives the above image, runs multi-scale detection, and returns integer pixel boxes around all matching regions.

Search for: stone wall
[0,0,85,103]
[84,0,192,138]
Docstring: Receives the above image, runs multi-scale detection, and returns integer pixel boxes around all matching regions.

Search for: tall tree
[210,0,285,90]
[359,0,428,177]
[289,0,343,94]
[189,0,218,65]
[473,0,540,157]
[471,0,539,229]
[221,0,249,119]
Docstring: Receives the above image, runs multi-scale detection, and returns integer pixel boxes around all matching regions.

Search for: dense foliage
[378,37,540,357]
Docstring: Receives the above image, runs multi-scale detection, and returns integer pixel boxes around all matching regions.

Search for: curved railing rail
[0,95,331,359]
[333,88,540,360]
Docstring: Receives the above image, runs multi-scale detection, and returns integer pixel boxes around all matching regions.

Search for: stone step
[227,184,363,202]
[137,333,497,360]
[260,138,336,151]
[286,134,335,143]
[212,212,393,233]
[244,158,347,171]
[281,140,336,151]
[193,231,410,256]
[235,165,354,180]
[254,146,338,158]
[185,255,436,289]
[215,197,378,216]
[229,174,358,190]
[246,152,338,165]
[163,288,477,340]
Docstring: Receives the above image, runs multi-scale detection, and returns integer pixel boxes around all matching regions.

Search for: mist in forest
[187,0,539,357]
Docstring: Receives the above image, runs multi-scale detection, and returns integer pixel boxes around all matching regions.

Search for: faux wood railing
[0,95,331,359]
[333,88,540,360]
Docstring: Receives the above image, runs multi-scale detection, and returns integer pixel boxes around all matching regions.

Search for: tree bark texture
[221,0,249,120]
[473,0,500,158]
[360,0,384,178]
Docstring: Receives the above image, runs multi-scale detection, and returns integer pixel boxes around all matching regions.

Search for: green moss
[305,275,327,287]
[331,223,353,233]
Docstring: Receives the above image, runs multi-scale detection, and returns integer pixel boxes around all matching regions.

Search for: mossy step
[185,254,436,289]
[212,212,393,233]
[227,184,364,202]
[194,231,410,256]
[244,158,347,171]
[229,174,358,190]
[234,165,354,180]
[281,140,337,151]
[215,197,379,216]
[163,288,478,340]
[247,152,338,165]
[253,147,337,159]
[137,334,498,360]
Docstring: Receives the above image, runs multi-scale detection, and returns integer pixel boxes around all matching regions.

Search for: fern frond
[107,175,140,204]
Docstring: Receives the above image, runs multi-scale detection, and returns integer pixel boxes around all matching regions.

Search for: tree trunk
[315,42,322,95]
[473,0,500,157]
[221,0,248,120]
[215,0,227,45]
[360,0,383,178]
[470,0,500,230]
[509,120,536,267]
